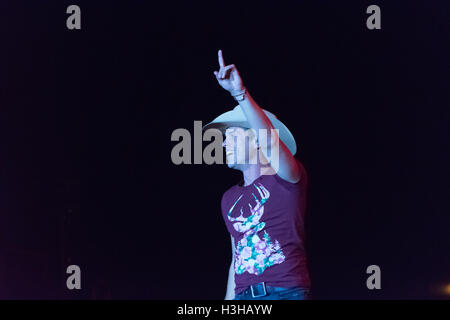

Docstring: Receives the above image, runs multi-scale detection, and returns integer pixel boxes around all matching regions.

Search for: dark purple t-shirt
[221,162,310,295]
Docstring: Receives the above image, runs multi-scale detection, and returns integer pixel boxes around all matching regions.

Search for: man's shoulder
[270,160,308,191]
[221,183,239,199]
[220,182,242,207]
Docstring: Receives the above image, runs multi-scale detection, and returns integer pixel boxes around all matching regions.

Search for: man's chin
[226,161,236,169]
[227,161,249,172]
[226,161,242,170]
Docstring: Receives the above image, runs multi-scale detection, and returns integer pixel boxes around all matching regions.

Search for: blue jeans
[233,283,311,300]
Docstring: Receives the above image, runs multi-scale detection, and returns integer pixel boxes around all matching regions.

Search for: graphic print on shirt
[228,183,285,275]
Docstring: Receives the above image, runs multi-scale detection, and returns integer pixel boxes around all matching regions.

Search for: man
[203,50,311,300]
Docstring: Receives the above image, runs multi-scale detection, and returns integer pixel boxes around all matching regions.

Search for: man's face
[223,127,259,169]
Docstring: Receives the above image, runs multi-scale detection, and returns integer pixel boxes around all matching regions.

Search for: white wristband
[231,87,246,101]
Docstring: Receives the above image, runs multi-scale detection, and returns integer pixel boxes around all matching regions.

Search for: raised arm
[213,49,301,183]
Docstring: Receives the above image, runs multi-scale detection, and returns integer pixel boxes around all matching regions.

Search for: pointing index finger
[218,49,225,67]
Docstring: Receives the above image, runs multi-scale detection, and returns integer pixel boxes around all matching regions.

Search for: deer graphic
[228,183,285,275]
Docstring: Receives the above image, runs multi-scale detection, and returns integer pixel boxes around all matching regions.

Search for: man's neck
[242,164,276,187]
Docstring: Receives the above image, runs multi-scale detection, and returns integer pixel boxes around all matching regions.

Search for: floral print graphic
[227,183,285,275]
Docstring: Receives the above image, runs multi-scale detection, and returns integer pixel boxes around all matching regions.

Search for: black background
[1,1,449,299]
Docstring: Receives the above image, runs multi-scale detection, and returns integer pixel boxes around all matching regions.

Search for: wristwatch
[231,87,246,101]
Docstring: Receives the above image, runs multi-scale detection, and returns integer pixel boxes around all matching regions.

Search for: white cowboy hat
[202,105,297,155]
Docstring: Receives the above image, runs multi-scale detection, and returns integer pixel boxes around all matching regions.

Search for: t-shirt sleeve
[221,191,227,216]
[221,187,235,217]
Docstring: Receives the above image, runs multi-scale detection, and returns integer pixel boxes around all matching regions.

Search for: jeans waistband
[239,282,306,298]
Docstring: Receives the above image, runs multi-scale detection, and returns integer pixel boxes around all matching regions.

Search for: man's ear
[247,128,259,146]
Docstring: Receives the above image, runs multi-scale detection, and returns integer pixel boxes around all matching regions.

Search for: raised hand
[213,49,244,93]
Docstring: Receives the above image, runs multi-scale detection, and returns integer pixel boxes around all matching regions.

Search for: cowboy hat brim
[202,105,297,156]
